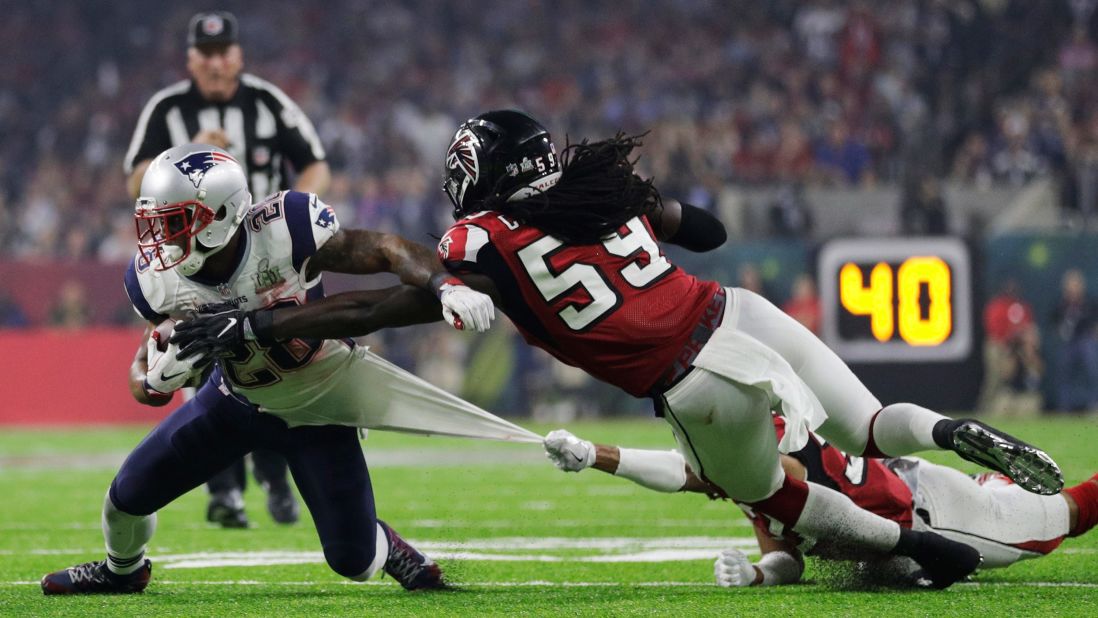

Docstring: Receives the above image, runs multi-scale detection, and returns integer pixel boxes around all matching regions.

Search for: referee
[123,11,330,528]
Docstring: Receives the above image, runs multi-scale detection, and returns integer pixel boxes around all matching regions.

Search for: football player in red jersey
[544,425,1098,588]
[175,110,1064,589]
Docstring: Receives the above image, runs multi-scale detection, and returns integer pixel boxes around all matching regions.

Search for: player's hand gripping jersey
[126,190,351,412]
[439,211,721,396]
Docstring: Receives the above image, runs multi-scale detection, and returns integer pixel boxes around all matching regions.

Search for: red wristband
[429,273,464,298]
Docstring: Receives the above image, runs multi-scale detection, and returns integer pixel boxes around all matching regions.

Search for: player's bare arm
[170,225,496,359]
[253,285,442,341]
[303,227,496,332]
[293,161,331,196]
[306,228,442,287]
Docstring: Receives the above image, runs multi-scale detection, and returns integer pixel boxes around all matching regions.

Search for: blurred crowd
[978,270,1098,416]
[2,0,1098,261]
[4,0,1098,416]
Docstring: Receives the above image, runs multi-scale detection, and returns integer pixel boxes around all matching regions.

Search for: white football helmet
[135,144,251,276]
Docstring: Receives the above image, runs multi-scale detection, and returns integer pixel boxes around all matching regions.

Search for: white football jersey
[125,190,353,413]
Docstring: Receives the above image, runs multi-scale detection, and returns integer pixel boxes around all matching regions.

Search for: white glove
[439,283,496,332]
[715,549,758,588]
[543,429,596,472]
[145,331,208,395]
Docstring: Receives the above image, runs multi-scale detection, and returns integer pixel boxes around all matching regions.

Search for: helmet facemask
[135,198,216,273]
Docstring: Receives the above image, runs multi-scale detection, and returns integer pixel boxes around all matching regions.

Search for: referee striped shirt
[124,73,325,200]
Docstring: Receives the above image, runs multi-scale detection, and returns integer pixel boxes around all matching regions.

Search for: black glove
[171,303,275,360]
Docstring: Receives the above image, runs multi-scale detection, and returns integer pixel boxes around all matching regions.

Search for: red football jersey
[438,211,721,396]
[774,416,914,528]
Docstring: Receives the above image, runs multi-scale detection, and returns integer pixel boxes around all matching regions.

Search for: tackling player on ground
[543,425,1098,587]
[39,144,524,595]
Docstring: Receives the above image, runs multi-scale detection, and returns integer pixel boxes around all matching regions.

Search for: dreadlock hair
[487,132,663,245]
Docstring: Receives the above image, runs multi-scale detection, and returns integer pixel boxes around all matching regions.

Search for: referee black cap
[187,11,238,48]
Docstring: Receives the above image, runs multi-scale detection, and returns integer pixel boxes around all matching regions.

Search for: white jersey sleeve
[278,191,339,282]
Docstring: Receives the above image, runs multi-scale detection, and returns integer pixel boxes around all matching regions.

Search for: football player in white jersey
[41,144,530,595]
[543,427,1098,588]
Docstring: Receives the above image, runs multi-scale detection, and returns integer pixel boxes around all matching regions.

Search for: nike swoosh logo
[217,317,238,338]
[569,452,583,462]
[160,371,186,382]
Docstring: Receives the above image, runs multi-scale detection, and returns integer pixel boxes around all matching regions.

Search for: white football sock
[870,403,948,456]
[349,522,390,581]
[102,492,155,575]
[793,482,901,552]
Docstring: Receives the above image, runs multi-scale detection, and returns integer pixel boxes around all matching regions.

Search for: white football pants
[909,459,1070,568]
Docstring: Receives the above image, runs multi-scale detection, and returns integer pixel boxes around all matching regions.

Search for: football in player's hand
[151,319,176,353]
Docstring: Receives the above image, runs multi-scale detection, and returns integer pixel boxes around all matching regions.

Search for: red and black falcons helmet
[443,109,562,219]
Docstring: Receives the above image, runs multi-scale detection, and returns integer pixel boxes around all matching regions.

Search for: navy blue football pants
[108,376,379,578]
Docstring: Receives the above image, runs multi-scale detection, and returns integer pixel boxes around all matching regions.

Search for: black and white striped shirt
[124,73,325,199]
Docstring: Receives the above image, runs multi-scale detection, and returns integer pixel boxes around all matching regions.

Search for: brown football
[151,319,176,353]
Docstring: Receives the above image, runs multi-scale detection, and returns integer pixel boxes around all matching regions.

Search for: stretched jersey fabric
[439,211,720,397]
[125,190,350,412]
[125,191,539,443]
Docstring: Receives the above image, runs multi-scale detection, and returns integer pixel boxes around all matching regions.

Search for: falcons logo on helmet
[446,129,480,183]
[174,151,237,188]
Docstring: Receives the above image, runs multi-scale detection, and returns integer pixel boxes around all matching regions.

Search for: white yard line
[6,537,763,568]
[5,579,1098,588]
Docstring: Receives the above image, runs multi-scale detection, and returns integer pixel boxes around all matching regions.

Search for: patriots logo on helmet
[174,151,237,188]
[446,129,480,183]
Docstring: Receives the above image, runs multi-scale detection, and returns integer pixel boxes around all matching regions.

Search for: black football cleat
[949,420,1063,495]
[895,530,981,590]
[41,559,151,595]
[265,482,300,525]
[207,489,250,528]
[378,520,446,591]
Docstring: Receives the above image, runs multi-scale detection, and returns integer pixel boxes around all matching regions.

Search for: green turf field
[1,417,1096,616]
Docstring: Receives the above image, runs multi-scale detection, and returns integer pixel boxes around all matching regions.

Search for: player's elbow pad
[667,202,727,252]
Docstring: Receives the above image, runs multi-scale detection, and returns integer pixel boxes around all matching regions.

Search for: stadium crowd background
[2,0,1098,416]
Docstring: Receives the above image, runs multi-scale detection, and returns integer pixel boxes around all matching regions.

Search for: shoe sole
[952,423,1063,495]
